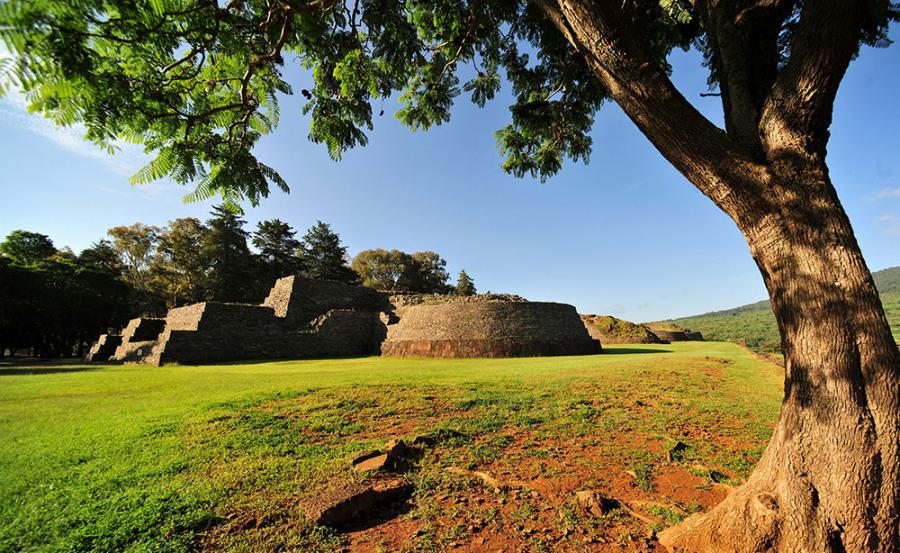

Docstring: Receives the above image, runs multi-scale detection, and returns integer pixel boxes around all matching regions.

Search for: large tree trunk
[536,1,900,549]
[658,162,900,552]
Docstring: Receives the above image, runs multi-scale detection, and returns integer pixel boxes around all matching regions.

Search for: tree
[3,1,899,549]
[299,221,357,284]
[0,250,131,358]
[107,223,161,308]
[455,270,477,297]
[351,249,415,291]
[78,240,123,273]
[153,218,211,307]
[352,249,452,292]
[203,206,257,302]
[0,230,56,265]
[252,219,304,281]
[408,251,452,294]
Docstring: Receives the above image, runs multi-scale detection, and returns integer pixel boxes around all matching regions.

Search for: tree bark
[537,1,900,550]
[658,161,900,552]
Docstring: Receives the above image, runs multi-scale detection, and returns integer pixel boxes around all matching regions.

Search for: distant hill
[660,266,900,352]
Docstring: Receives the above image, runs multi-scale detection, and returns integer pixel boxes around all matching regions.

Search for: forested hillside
[663,266,900,352]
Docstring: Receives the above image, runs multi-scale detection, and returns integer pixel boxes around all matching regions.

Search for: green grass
[663,265,900,352]
[0,342,784,552]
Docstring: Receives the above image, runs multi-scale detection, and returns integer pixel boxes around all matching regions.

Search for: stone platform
[381,301,601,358]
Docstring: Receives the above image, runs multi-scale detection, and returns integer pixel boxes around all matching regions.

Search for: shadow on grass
[0,366,101,376]
[603,347,673,355]
[0,357,103,375]
[178,355,376,367]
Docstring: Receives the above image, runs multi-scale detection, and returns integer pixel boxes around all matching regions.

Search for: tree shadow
[603,347,673,355]
[0,366,101,376]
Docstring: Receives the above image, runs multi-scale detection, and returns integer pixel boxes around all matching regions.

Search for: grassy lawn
[0,342,784,552]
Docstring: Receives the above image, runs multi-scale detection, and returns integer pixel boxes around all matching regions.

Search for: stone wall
[146,306,381,366]
[643,324,705,342]
[120,317,166,341]
[381,301,601,358]
[110,317,166,362]
[89,275,608,364]
[90,276,390,365]
[264,276,387,327]
[85,334,122,362]
[648,329,688,342]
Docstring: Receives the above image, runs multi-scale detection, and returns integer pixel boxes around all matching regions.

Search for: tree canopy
[252,219,304,278]
[455,269,476,296]
[4,1,891,208]
[0,234,131,358]
[351,248,451,293]
[0,230,57,265]
[299,221,356,283]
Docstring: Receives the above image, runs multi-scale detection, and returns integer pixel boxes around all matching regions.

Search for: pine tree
[77,240,122,274]
[203,205,256,302]
[299,221,357,283]
[455,270,476,296]
[252,219,304,279]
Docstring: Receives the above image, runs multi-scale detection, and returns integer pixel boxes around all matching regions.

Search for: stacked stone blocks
[88,276,604,364]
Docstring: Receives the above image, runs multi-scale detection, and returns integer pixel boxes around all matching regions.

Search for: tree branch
[694,0,791,155]
[759,0,865,162]
[537,0,769,226]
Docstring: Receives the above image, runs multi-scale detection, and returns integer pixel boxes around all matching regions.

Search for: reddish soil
[205,382,753,552]
[337,430,734,552]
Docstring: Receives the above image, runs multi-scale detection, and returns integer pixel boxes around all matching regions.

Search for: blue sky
[1,33,898,322]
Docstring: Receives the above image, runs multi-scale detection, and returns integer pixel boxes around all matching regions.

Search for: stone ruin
[87,277,603,364]
[644,323,705,342]
[577,316,705,345]
[382,296,602,358]
[580,314,665,345]
[88,276,388,365]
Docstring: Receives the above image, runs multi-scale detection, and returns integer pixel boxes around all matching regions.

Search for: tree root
[657,482,780,552]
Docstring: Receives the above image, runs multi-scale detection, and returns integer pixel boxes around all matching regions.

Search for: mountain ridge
[658,266,900,352]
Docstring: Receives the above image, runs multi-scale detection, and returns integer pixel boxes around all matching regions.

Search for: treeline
[1,206,476,357]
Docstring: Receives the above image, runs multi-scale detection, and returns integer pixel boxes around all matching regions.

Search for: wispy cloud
[876,214,900,237]
[875,187,900,201]
[0,86,150,177]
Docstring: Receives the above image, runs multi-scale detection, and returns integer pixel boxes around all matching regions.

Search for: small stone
[575,490,620,517]
[351,449,382,465]
[354,453,390,473]
[445,466,506,490]
[301,476,413,527]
